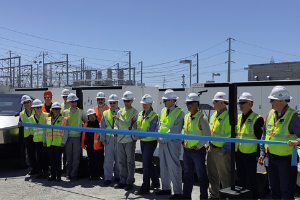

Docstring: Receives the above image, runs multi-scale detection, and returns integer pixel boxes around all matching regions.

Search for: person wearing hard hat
[258,86,300,199]
[95,92,109,121]
[235,92,264,199]
[42,90,53,113]
[180,93,210,200]
[206,92,231,199]
[155,89,185,199]
[100,94,120,186]
[113,91,139,191]
[81,109,104,180]
[133,94,160,195]
[28,99,49,179]
[43,102,68,181]
[61,89,71,116]
[18,95,38,175]
[65,93,87,181]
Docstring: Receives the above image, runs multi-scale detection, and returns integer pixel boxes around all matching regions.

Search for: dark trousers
[48,146,63,179]
[236,150,258,199]
[86,145,104,178]
[34,142,49,172]
[140,140,159,192]
[25,135,38,172]
[62,147,66,170]
[268,153,297,199]
[183,147,209,199]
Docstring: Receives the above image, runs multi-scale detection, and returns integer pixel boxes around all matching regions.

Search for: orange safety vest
[94,105,109,121]
[42,103,52,113]
[81,123,101,150]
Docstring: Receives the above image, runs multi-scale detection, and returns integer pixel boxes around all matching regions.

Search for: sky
[0,0,300,88]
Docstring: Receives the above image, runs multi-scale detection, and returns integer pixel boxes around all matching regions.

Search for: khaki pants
[207,144,231,198]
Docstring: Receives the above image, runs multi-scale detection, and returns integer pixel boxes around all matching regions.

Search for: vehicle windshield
[0,95,22,116]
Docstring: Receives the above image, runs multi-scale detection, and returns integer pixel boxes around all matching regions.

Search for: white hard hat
[186,93,200,102]
[95,92,106,99]
[140,94,154,104]
[122,91,135,100]
[162,89,178,100]
[61,89,70,97]
[238,92,254,102]
[268,86,292,100]
[32,99,43,107]
[212,92,228,102]
[21,95,32,104]
[51,102,61,109]
[87,108,96,116]
[108,94,119,102]
[67,93,79,102]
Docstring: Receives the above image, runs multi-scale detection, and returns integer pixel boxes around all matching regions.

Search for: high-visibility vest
[209,110,231,147]
[41,103,52,113]
[136,110,158,141]
[67,108,83,135]
[95,105,109,121]
[159,107,183,133]
[81,123,101,150]
[235,112,261,153]
[183,111,203,148]
[45,116,67,147]
[28,112,48,142]
[264,107,297,156]
[103,109,114,136]
[20,109,35,138]
[61,102,70,116]
[118,107,138,138]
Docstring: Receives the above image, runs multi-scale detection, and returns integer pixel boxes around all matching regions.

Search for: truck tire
[12,139,30,169]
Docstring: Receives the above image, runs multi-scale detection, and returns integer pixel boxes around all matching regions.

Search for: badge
[267,124,272,129]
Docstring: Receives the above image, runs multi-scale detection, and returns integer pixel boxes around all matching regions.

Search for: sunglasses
[52,108,60,111]
[123,100,131,103]
[63,96,68,98]
[35,107,42,109]
[185,102,195,105]
[270,99,275,102]
[213,100,219,103]
[109,102,117,105]
[23,101,31,104]
[163,100,170,103]
[97,99,105,101]
[238,101,250,105]
[44,97,52,100]
[70,101,77,103]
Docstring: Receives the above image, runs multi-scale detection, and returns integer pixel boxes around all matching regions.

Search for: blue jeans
[268,153,297,199]
[183,147,209,199]
[140,140,159,192]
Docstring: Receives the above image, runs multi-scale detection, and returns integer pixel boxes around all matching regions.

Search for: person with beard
[94,92,109,121]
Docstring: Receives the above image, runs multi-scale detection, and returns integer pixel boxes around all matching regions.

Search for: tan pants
[207,144,231,198]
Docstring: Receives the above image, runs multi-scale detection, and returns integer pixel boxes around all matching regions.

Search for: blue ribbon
[20,122,298,166]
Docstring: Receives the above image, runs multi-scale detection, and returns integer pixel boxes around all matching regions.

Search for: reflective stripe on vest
[68,108,83,135]
[265,107,297,156]
[45,116,67,147]
[136,110,158,141]
[159,107,182,133]
[235,112,260,153]
[103,109,114,136]
[81,123,101,150]
[95,105,109,121]
[209,110,231,147]
[20,109,35,137]
[28,112,48,142]
[118,107,137,138]
[183,111,203,148]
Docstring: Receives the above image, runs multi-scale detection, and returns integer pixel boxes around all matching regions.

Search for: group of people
[19,85,300,200]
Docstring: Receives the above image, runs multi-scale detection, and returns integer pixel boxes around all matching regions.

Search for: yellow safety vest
[28,112,48,142]
[159,107,183,133]
[20,109,35,137]
[118,107,138,139]
[209,110,231,147]
[103,109,114,136]
[235,112,261,153]
[67,108,83,135]
[45,116,67,147]
[183,111,203,148]
[265,107,297,156]
[136,110,158,141]
[60,102,70,116]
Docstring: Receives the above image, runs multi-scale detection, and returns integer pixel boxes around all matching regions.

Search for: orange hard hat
[44,90,53,97]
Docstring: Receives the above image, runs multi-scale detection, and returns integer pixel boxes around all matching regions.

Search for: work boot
[155,190,172,195]
[104,180,111,185]
[114,183,126,189]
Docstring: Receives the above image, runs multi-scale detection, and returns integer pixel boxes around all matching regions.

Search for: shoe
[104,180,111,185]
[155,190,172,195]
[150,185,161,190]
[56,177,62,182]
[72,176,78,181]
[114,183,126,189]
[115,178,120,182]
[43,172,49,179]
[124,184,133,191]
[93,177,100,180]
[169,194,184,199]
[48,176,56,181]
[66,175,72,180]
[35,172,43,179]
[28,170,38,175]
[134,190,150,195]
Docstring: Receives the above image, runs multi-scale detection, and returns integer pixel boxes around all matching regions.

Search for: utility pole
[9,51,12,86]
[128,51,131,85]
[30,64,33,88]
[163,77,166,88]
[139,61,143,84]
[181,74,186,88]
[196,53,199,83]
[80,59,83,80]
[227,37,232,82]
[66,54,69,86]
[117,63,119,86]
[18,57,21,87]
[133,67,136,85]
[43,52,46,87]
